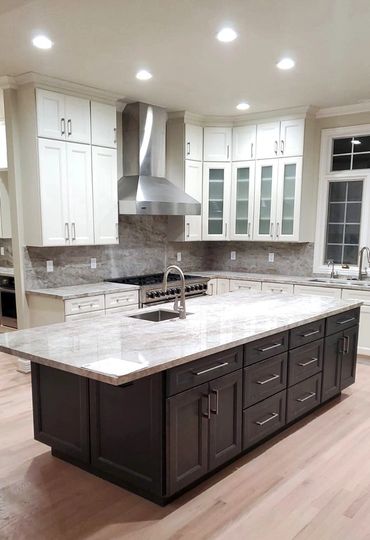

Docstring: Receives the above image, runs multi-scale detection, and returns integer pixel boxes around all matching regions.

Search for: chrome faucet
[327,259,337,279]
[358,246,370,280]
[163,265,186,319]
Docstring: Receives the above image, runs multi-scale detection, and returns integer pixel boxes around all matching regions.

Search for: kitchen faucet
[358,246,370,280]
[327,259,337,279]
[163,265,186,319]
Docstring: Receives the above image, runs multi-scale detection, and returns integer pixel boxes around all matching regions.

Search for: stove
[107,273,210,306]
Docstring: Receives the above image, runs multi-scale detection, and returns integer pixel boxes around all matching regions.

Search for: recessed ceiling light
[236,102,250,111]
[136,70,152,81]
[277,57,295,70]
[217,27,237,42]
[32,35,53,49]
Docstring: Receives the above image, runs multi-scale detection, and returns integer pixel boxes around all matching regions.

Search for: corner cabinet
[202,162,231,240]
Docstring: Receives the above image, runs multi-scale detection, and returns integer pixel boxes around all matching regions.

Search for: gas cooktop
[107,273,201,287]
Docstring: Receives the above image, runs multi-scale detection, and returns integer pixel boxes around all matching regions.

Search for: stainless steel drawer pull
[256,412,279,426]
[194,362,229,376]
[298,357,318,367]
[297,391,316,403]
[337,317,356,325]
[258,342,282,353]
[302,329,320,337]
[256,373,280,385]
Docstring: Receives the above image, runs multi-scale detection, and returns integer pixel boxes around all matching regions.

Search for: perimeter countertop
[26,282,140,300]
[0,290,361,386]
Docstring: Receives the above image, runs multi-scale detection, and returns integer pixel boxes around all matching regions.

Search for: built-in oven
[0,276,17,328]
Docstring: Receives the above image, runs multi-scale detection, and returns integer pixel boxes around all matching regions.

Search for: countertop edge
[26,284,140,300]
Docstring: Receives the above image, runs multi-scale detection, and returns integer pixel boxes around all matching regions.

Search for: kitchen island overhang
[0,291,363,504]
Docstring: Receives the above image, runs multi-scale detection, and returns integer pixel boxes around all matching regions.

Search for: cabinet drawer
[326,308,360,336]
[244,331,289,366]
[243,352,287,408]
[166,346,243,397]
[229,280,261,292]
[288,340,324,386]
[243,391,286,450]
[105,290,138,309]
[290,318,325,349]
[261,282,294,294]
[64,295,105,316]
[286,373,322,423]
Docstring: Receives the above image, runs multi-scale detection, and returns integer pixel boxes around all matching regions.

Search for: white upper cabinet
[253,159,279,240]
[184,160,202,241]
[256,122,281,159]
[203,162,231,240]
[279,119,304,157]
[91,102,117,148]
[185,124,203,161]
[230,161,255,240]
[92,146,118,245]
[66,143,94,245]
[0,121,8,169]
[232,125,256,161]
[275,157,302,241]
[65,96,91,144]
[203,127,232,161]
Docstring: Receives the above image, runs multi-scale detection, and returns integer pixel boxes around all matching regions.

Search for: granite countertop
[192,271,370,291]
[0,290,361,386]
[0,266,14,277]
[26,282,140,300]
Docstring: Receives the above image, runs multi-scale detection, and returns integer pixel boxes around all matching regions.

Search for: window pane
[344,224,360,244]
[328,203,345,222]
[346,202,362,223]
[343,245,359,265]
[329,182,347,202]
[352,153,370,169]
[332,155,351,171]
[326,244,342,264]
[333,138,352,154]
[327,223,344,243]
[347,181,363,201]
[353,136,370,153]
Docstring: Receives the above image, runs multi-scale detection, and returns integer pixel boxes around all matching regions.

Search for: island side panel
[31,363,90,463]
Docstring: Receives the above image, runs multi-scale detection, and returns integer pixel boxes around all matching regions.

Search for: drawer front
[243,391,286,450]
[243,352,287,408]
[64,295,105,316]
[244,331,289,366]
[286,373,322,423]
[290,318,325,349]
[288,340,324,386]
[261,282,294,294]
[229,280,262,292]
[326,308,360,336]
[105,290,138,309]
[166,346,243,397]
[65,310,105,322]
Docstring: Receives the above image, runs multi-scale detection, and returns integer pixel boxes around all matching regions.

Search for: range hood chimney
[118,102,201,215]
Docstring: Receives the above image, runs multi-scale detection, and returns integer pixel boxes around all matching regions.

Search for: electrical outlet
[0,247,4,256]
[230,251,236,261]
[90,258,97,269]
[268,252,275,263]
[177,252,182,262]
[46,260,54,272]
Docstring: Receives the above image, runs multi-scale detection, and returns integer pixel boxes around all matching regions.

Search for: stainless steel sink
[128,309,181,322]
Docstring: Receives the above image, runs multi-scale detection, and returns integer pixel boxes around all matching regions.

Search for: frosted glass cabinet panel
[203,162,231,240]
[253,160,278,240]
[275,157,302,241]
[230,161,255,240]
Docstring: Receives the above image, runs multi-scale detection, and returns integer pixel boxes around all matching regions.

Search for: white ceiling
[1,0,370,115]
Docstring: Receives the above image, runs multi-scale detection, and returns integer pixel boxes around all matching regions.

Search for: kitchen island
[0,291,362,504]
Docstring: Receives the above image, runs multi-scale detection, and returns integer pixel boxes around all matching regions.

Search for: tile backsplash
[24,216,314,289]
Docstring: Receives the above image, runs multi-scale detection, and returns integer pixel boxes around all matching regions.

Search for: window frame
[314,124,370,275]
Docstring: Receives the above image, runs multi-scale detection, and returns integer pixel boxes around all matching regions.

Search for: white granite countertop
[0,290,361,386]
[26,282,140,300]
[192,271,370,291]
[0,266,14,277]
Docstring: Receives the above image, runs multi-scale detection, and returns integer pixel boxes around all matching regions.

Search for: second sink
[129,309,181,322]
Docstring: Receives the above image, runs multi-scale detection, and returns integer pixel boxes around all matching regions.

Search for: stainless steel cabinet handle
[276,222,280,237]
[203,393,211,419]
[343,335,350,354]
[210,389,219,415]
[337,317,356,325]
[274,140,278,155]
[71,222,76,240]
[298,357,318,367]
[194,361,229,376]
[281,139,284,154]
[67,119,72,136]
[302,329,320,337]
[186,142,190,156]
[65,222,70,241]
[256,373,279,385]
[297,391,316,403]
[227,145,230,159]
[251,142,254,158]
[61,118,66,136]
[186,222,190,238]
[113,127,117,144]
[270,222,274,237]
[258,342,282,353]
[256,412,279,426]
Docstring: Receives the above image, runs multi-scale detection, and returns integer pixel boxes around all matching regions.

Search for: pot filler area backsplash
[23,216,314,289]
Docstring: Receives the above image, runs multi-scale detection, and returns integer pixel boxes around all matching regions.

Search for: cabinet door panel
[203,127,231,161]
[184,160,202,241]
[232,125,256,161]
[92,146,118,244]
[185,124,203,161]
[209,370,242,471]
[230,161,255,240]
[166,383,209,495]
[67,143,94,245]
[341,325,358,390]
[275,157,302,241]
[38,138,68,246]
[256,122,280,159]
[253,160,278,241]
[65,95,91,144]
[280,119,304,157]
[322,332,342,401]
[202,162,231,240]
[36,89,65,140]
[91,102,117,148]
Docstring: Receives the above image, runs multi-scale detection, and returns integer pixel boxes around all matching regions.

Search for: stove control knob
[185,286,191,292]
[194,284,199,290]
[176,287,181,294]
[160,290,166,296]
[148,292,155,298]
[170,288,176,295]
[154,291,161,297]
[202,283,208,290]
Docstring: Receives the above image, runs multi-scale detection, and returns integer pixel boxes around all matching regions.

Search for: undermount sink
[129,309,181,322]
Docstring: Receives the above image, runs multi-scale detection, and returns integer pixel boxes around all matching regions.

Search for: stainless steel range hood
[118,102,201,215]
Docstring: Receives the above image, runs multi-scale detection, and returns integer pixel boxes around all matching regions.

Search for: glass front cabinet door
[275,157,302,241]
[230,161,255,240]
[203,162,231,240]
[253,160,278,241]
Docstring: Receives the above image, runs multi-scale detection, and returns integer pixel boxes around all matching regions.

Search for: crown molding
[0,76,17,90]
[316,102,370,118]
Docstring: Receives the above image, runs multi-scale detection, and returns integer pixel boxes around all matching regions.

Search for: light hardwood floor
[1,353,370,540]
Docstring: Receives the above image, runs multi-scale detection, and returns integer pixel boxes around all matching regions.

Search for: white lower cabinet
[229,279,261,292]
[293,285,342,299]
[92,146,118,244]
[261,282,294,294]
[341,288,370,356]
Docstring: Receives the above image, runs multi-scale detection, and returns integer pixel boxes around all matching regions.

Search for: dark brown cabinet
[340,324,358,390]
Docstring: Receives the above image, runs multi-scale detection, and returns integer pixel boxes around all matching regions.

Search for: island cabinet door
[166,383,209,496]
[340,325,358,391]
[322,332,342,402]
[89,374,164,497]
[208,370,242,472]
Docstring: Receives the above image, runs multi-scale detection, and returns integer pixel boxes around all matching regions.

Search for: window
[332,136,370,171]
[325,180,363,265]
